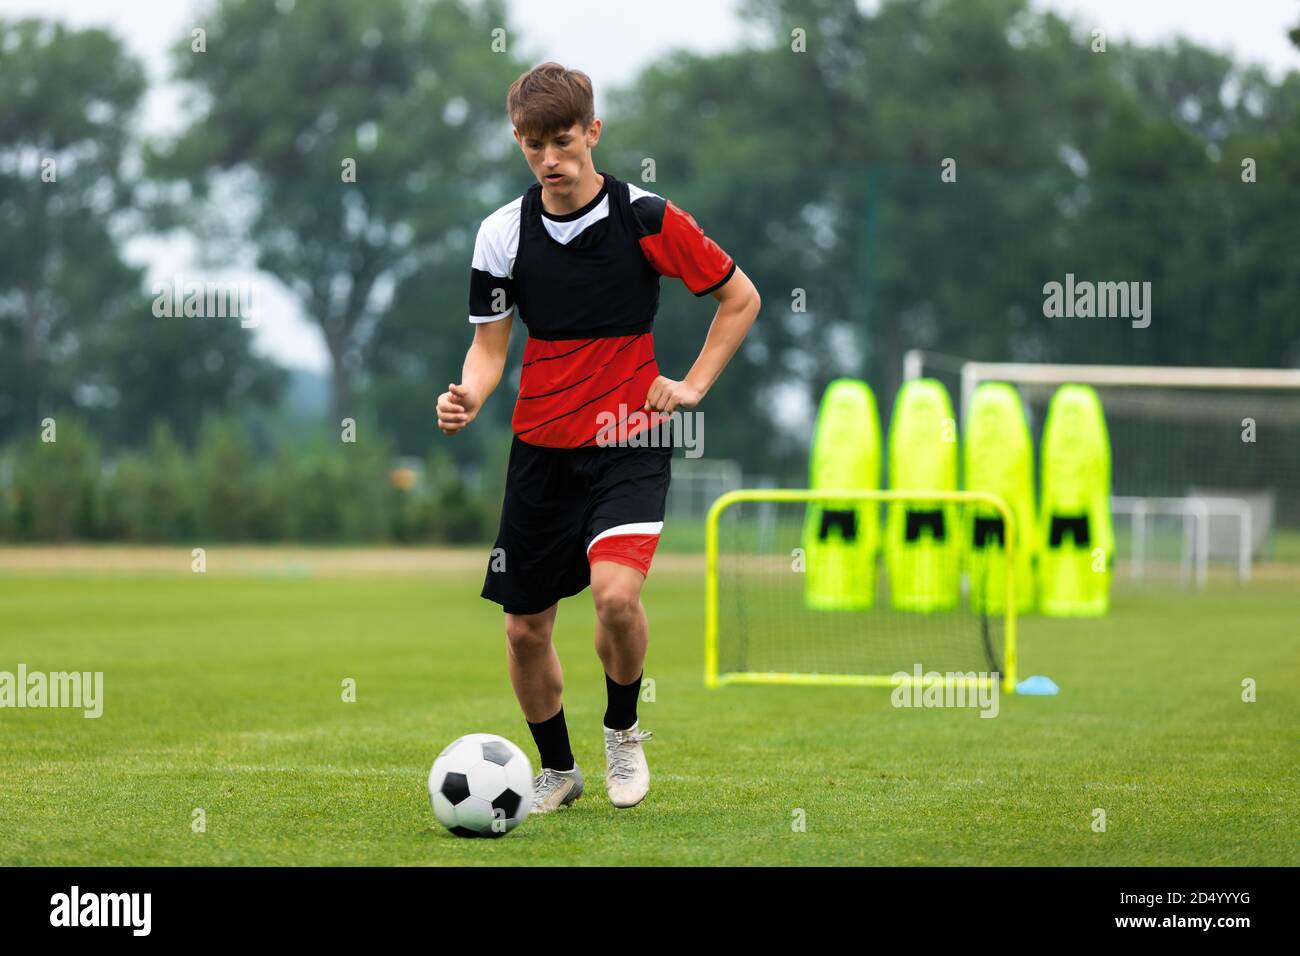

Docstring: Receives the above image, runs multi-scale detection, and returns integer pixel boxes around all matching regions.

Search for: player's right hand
[437,382,480,435]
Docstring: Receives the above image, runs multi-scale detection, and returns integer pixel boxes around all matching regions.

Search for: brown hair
[506,62,595,140]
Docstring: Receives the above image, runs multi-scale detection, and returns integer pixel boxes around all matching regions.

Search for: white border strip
[964,362,1300,389]
[586,521,664,552]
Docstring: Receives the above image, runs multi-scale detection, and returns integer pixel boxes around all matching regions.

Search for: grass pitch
[0,554,1296,866]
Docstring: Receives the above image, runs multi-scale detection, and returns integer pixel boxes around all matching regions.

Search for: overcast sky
[5,0,1298,372]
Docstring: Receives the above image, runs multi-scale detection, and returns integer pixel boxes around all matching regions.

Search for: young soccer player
[437,63,760,812]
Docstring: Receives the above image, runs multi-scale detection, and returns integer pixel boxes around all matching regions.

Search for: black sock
[527,707,574,772]
[604,671,643,731]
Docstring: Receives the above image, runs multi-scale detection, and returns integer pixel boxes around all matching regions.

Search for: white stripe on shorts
[586,521,664,552]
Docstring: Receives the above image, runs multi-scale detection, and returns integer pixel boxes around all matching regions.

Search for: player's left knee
[592,580,641,630]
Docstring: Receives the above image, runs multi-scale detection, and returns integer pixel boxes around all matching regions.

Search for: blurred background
[2,0,1298,554]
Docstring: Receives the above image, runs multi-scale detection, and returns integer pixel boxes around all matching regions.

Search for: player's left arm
[637,196,760,415]
[644,267,760,415]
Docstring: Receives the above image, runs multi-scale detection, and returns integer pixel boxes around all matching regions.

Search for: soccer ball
[428,733,534,838]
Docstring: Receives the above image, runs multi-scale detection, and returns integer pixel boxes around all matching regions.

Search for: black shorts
[481,435,673,615]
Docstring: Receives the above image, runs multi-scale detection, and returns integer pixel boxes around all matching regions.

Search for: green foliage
[191,416,258,541]
[0,414,496,544]
[105,422,197,542]
[0,446,13,539]
[0,19,145,446]
[9,416,99,541]
[155,0,530,425]
[605,0,1300,468]
[396,449,489,544]
[4,0,1300,497]
[273,436,399,543]
[0,17,283,449]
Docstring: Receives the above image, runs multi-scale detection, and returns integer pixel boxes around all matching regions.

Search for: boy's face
[514,120,601,194]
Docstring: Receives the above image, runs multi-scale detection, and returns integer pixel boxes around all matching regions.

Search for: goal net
[706,489,1018,693]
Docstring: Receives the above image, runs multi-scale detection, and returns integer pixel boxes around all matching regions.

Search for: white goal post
[955,362,1300,428]
[901,351,1300,424]
[1111,495,1253,585]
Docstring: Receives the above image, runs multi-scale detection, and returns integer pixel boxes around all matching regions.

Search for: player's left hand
[643,376,702,416]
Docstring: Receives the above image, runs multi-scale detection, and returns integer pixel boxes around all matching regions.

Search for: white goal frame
[902,350,1300,584]
[902,351,1300,425]
[1110,495,1253,585]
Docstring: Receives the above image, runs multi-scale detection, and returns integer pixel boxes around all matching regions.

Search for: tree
[0,19,144,444]
[600,0,1114,468]
[597,0,1300,476]
[0,17,283,450]
[155,0,531,428]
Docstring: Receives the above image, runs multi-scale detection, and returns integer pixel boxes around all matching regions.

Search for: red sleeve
[639,201,736,296]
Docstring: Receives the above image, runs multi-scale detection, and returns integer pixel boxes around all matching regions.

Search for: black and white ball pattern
[428,733,534,838]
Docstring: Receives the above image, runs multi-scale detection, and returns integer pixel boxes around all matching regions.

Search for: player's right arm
[438,313,512,435]
[442,203,520,435]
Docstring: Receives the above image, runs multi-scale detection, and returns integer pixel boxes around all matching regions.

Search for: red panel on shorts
[587,533,661,576]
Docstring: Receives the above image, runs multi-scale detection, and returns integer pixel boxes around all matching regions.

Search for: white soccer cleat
[530,766,584,814]
[604,723,653,808]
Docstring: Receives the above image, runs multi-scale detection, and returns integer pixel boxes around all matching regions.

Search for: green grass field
[1,558,1296,866]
